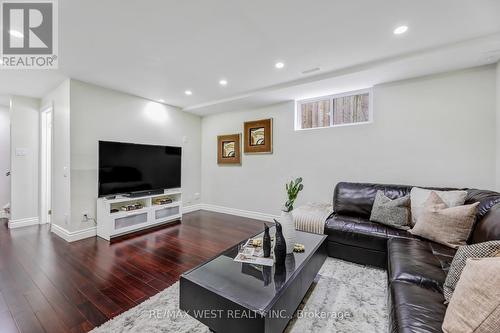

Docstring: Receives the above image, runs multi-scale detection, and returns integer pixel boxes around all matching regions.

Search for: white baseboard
[182,204,203,214]
[8,217,39,229]
[51,224,97,242]
[200,204,279,222]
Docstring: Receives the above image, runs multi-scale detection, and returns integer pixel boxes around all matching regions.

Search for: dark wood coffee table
[179,228,327,333]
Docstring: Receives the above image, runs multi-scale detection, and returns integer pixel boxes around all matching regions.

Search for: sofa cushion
[325,214,415,252]
[333,182,412,218]
[389,280,447,333]
[327,240,388,268]
[388,238,456,293]
[470,203,500,244]
[465,189,500,220]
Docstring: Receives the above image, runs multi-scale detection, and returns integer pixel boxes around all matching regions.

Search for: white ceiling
[1,0,499,115]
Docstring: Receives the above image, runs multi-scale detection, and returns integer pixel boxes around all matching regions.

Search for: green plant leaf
[283,177,304,212]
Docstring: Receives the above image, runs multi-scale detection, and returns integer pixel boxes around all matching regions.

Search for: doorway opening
[0,99,10,221]
[40,106,52,224]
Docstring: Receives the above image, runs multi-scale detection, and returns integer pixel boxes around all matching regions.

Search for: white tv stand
[96,189,182,241]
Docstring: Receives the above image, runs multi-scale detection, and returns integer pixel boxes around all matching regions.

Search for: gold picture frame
[244,118,273,154]
[217,134,241,164]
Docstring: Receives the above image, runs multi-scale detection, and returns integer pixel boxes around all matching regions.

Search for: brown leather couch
[324,182,500,333]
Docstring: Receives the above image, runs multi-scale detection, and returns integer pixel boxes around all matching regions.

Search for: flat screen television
[98,141,181,197]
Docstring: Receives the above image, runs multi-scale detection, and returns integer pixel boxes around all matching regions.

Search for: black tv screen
[98,141,181,197]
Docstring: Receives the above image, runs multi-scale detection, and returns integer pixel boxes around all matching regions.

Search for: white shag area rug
[91,258,387,333]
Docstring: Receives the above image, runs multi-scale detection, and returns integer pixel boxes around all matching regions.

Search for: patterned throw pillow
[443,240,500,303]
[369,191,411,230]
[409,192,479,249]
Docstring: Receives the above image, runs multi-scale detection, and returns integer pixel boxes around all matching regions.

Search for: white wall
[9,96,40,224]
[69,80,202,232]
[496,61,500,191]
[41,80,71,228]
[0,105,10,209]
[201,66,497,216]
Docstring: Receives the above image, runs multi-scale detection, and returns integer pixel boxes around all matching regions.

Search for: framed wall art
[244,118,273,154]
[217,134,241,164]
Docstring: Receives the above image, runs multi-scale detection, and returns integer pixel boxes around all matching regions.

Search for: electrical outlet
[82,213,94,223]
[194,192,200,200]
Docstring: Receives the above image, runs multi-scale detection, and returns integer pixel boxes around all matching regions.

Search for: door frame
[0,101,10,219]
[40,104,53,225]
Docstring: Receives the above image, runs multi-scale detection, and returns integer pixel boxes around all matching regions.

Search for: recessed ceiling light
[9,29,23,38]
[275,62,285,69]
[393,25,408,35]
[184,90,192,96]
[219,79,228,86]
[158,99,165,103]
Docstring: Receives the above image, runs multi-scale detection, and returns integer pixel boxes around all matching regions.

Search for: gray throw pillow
[443,240,500,303]
[369,191,411,230]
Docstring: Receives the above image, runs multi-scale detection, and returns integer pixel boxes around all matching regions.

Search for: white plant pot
[279,210,296,254]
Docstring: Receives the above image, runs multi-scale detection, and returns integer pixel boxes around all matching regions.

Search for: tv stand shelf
[97,189,182,241]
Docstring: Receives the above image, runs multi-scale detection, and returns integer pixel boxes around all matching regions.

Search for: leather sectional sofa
[324,182,500,333]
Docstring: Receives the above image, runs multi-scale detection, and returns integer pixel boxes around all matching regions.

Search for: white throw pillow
[410,187,467,226]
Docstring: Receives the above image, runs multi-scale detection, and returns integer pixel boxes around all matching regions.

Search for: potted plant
[280,177,304,253]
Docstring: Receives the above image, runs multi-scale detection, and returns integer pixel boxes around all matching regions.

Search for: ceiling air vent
[301,67,320,74]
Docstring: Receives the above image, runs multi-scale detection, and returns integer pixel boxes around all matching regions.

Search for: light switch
[15,148,27,156]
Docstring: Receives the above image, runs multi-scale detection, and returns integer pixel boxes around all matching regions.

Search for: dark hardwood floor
[0,211,264,333]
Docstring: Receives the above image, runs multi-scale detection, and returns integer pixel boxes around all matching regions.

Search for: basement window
[295,89,372,130]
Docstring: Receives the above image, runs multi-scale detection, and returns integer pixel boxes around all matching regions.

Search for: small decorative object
[153,197,173,205]
[244,118,272,154]
[280,177,304,253]
[120,202,143,211]
[273,220,287,264]
[263,223,271,258]
[250,238,262,247]
[293,243,305,253]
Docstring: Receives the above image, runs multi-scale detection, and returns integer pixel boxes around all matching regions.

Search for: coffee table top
[181,227,326,313]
